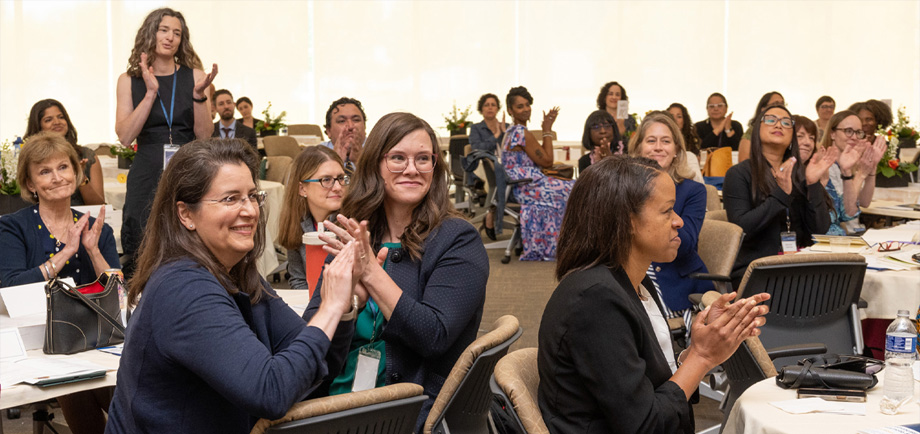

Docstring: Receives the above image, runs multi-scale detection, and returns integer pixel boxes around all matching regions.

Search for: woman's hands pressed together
[687,291,771,370]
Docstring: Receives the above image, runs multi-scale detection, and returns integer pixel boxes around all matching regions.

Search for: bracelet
[192,95,208,103]
[42,262,52,279]
[542,132,553,138]
[48,260,58,277]
[340,295,359,322]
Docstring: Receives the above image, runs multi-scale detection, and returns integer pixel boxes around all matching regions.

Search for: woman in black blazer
[303,112,489,432]
[538,156,771,434]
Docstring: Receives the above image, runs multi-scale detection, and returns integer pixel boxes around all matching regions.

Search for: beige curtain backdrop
[2,0,919,144]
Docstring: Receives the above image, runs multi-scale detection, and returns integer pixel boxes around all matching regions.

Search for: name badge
[780,231,797,255]
[163,144,180,170]
[352,346,381,392]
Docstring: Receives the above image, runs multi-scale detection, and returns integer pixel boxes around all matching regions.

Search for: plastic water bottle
[880,310,918,415]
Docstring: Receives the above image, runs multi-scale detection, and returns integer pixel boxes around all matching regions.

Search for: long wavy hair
[628,112,693,184]
[25,99,79,148]
[340,112,459,261]
[277,146,344,250]
[666,103,700,156]
[596,81,629,111]
[128,138,266,307]
[747,91,784,128]
[126,8,203,77]
[556,156,663,280]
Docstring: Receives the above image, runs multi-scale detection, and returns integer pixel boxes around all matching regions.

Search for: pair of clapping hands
[688,291,771,369]
[56,206,108,260]
[315,215,385,315]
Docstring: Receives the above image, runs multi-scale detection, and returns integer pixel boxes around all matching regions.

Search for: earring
[32,191,38,200]
[188,224,194,229]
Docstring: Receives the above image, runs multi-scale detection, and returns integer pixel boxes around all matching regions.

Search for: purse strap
[51,277,126,334]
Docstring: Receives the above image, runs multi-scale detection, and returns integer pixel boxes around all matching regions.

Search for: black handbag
[43,271,127,355]
[775,355,882,390]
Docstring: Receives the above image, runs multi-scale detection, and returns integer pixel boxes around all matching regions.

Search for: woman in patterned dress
[501,86,573,261]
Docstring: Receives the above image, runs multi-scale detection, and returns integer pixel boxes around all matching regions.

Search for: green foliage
[256,102,287,132]
[443,103,473,132]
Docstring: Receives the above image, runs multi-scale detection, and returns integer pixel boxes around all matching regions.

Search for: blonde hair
[126,8,202,77]
[277,146,344,250]
[17,131,83,203]
[628,112,693,183]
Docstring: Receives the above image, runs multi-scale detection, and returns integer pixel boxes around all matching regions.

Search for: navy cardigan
[303,217,489,431]
[0,205,119,287]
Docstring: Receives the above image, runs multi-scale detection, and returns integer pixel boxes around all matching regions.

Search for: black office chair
[448,135,476,216]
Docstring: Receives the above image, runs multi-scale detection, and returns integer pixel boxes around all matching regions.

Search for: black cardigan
[538,265,693,434]
[694,119,744,151]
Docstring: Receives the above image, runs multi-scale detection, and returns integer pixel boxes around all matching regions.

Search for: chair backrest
[705,209,727,221]
[490,348,549,434]
[737,253,867,365]
[287,124,323,139]
[448,135,470,180]
[424,315,522,434]
[704,184,721,211]
[265,156,293,184]
[251,383,426,434]
[528,130,556,140]
[696,219,744,279]
[263,136,302,160]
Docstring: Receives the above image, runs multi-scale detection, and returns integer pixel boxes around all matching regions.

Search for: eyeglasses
[819,104,835,110]
[302,175,350,189]
[590,123,613,131]
[833,127,867,140]
[383,153,436,173]
[202,191,266,209]
[707,103,726,109]
[878,241,902,252]
[762,114,794,129]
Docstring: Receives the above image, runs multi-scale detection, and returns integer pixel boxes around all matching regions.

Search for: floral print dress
[501,125,574,260]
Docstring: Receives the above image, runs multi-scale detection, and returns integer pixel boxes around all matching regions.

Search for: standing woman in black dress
[115,7,217,273]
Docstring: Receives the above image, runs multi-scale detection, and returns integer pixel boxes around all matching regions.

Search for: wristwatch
[340,295,359,321]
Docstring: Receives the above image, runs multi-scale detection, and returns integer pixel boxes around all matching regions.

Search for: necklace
[44,214,76,248]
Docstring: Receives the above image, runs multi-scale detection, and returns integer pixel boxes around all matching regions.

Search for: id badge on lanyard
[158,65,178,170]
[780,209,797,255]
[352,300,382,392]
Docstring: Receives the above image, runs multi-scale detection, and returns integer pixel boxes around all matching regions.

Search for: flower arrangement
[443,103,473,132]
[876,126,918,178]
[255,102,287,133]
[109,142,137,161]
[890,106,918,141]
[0,137,22,195]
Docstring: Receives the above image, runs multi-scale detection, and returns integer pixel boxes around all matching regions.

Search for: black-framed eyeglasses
[762,114,794,129]
[707,103,726,109]
[383,153,437,173]
[202,191,266,209]
[833,127,867,140]
[590,123,613,131]
[302,175,350,189]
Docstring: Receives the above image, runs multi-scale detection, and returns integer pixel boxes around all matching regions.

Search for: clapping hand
[771,157,796,195]
[689,291,770,369]
[541,107,560,132]
[857,135,887,176]
[837,140,868,174]
[193,63,218,99]
[80,206,106,255]
[805,144,839,185]
[322,241,357,317]
[139,53,159,95]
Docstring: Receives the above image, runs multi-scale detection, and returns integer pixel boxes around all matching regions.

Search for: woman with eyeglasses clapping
[577,110,621,173]
[694,93,744,151]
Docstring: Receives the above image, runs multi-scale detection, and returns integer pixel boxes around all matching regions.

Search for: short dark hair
[324,97,367,129]
[477,93,501,114]
[505,86,533,112]
[596,82,628,111]
[556,156,663,280]
[235,96,253,107]
[666,103,701,156]
[25,99,78,147]
[581,110,619,151]
[793,115,817,140]
[815,96,835,111]
[707,92,727,108]
[213,89,232,102]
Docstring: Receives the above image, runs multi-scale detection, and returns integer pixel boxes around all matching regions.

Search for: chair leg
[502,225,520,264]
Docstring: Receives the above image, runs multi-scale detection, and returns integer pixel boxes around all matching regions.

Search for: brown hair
[848,99,893,129]
[628,112,693,184]
[817,110,859,151]
[340,112,459,261]
[666,103,701,156]
[127,138,266,307]
[556,156,663,280]
[126,8,203,77]
[793,115,817,141]
[17,131,83,203]
[25,99,78,148]
[596,81,629,110]
[277,146,344,250]
[815,96,835,111]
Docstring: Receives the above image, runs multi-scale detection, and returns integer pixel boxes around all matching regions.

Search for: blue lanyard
[156,65,178,144]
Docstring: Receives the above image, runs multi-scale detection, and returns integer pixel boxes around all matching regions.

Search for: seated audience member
[320,97,367,173]
[278,146,347,290]
[24,99,105,205]
[303,112,488,432]
[667,102,702,157]
[738,92,785,162]
[817,111,887,235]
[539,155,770,434]
[695,92,743,151]
[502,86,573,261]
[814,95,835,139]
[236,96,262,130]
[793,115,817,163]
[723,105,835,288]
[849,99,893,143]
[596,81,637,147]
[466,93,509,241]
[0,131,119,434]
[212,89,258,150]
[577,109,621,173]
[628,112,714,319]
[107,139,356,434]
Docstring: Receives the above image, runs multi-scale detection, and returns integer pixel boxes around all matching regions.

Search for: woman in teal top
[303,112,489,432]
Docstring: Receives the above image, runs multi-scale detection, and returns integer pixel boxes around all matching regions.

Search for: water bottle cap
[897,310,910,316]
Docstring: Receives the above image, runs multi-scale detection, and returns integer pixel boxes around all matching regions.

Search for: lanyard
[785,208,792,233]
[367,299,380,342]
[157,65,178,144]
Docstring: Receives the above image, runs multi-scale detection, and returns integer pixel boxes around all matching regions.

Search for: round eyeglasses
[590,123,613,131]
[202,191,266,209]
[762,114,794,129]
[833,127,867,140]
[302,175,350,189]
[383,153,436,173]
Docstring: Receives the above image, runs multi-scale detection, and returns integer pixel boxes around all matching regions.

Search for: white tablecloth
[873,183,920,204]
[724,377,918,434]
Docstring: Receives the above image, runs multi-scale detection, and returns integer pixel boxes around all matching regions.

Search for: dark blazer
[694,119,744,151]
[538,265,693,434]
[213,119,258,150]
[303,217,489,431]
[652,179,713,312]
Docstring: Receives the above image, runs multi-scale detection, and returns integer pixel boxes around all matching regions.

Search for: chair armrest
[689,272,732,282]
[765,344,827,361]
[857,298,868,309]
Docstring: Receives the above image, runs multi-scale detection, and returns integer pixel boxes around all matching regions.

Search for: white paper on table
[0,278,74,318]
[769,397,866,415]
[862,227,920,245]
[0,328,27,361]
[1,357,109,387]
[865,255,916,271]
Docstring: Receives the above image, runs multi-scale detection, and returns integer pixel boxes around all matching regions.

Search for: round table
[724,376,918,434]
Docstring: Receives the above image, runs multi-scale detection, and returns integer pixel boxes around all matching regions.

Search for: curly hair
[126,8,203,77]
[476,93,501,114]
[596,82,629,111]
[505,86,533,111]
[323,97,367,130]
[25,99,78,148]
[848,99,893,129]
